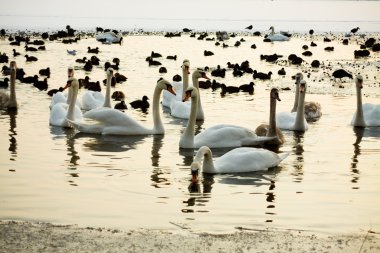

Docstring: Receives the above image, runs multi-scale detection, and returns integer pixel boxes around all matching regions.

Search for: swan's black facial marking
[191,167,199,183]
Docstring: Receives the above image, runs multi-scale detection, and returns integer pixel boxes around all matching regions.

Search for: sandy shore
[1,220,379,253]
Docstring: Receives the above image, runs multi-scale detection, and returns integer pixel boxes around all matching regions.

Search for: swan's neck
[179,89,198,148]
[354,86,366,127]
[194,146,217,173]
[270,27,275,36]
[294,90,306,131]
[152,85,164,134]
[66,82,78,122]
[291,80,300,113]
[192,75,204,120]
[8,69,17,108]
[268,97,277,137]
[103,73,112,108]
[182,68,189,99]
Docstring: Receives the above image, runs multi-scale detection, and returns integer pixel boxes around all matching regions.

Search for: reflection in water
[182,174,214,213]
[150,135,171,188]
[151,135,163,167]
[292,132,305,184]
[351,127,364,189]
[5,109,18,161]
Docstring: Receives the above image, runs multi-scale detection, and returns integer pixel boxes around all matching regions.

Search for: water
[0,27,380,234]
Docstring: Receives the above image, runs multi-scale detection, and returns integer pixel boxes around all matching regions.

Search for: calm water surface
[0,33,379,234]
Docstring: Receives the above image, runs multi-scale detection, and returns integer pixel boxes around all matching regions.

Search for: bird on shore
[332,69,353,81]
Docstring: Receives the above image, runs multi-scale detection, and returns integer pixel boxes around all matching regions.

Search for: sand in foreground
[1,220,379,253]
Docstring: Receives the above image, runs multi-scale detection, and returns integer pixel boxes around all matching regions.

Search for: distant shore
[1,220,379,253]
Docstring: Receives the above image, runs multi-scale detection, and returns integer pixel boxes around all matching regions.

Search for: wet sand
[1,220,380,252]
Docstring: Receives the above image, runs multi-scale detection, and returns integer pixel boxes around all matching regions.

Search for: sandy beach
[1,220,380,253]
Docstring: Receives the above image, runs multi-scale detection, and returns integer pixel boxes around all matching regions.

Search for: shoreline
[1,220,379,253]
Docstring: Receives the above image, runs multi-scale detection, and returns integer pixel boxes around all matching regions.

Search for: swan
[96,31,123,45]
[267,26,289,42]
[0,61,17,109]
[179,87,275,148]
[190,146,289,182]
[69,79,176,135]
[170,69,208,120]
[277,80,308,131]
[255,88,285,145]
[49,77,83,127]
[81,68,114,110]
[162,59,190,108]
[351,75,380,127]
[291,73,322,122]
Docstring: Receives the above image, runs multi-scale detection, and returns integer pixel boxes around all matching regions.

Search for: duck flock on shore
[0,25,379,182]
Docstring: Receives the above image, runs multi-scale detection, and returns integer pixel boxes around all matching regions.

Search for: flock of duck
[0,26,380,183]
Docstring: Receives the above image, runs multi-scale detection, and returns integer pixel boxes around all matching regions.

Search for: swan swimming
[255,88,285,145]
[0,61,17,110]
[49,77,83,127]
[179,86,275,148]
[190,146,289,182]
[267,26,289,42]
[96,31,123,45]
[162,59,190,108]
[351,75,380,127]
[291,73,322,122]
[69,78,176,135]
[277,80,308,131]
[170,69,208,120]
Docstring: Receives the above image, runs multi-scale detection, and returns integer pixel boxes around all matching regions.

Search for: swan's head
[67,77,79,89]
[355,75,363,89]
[295,72,303,83]
[68,66,74,78]
[193,70,210,80]
[183,86,197,102]
[182,60,190,74]
[190,162,201,183]
[299,80,306,93]
[269,26,274,30]
[271,88,281,101]
[106,67,114,76]
[10,61,17,70]
[157,79,176,96]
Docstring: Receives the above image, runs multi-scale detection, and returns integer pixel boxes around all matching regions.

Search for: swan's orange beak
[201,72,210,80]
[276,93,281,101]
[183,90,191,102]
[185,65,190,74]
[299,84,305,93]
[167,86,176,96]
[191,168,199,183]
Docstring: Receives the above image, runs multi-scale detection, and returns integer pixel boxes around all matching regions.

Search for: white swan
[267,26,289,42]
[0,61,17,109]
[351,75,380,127]
[170,69,208,120]
[50,77,83,127]
[69,79,176,135]
[291,73,322,122]
[81,68,114,110]
[96,31,123,45]
[255,88,285,145]
[190,146,289,182]
[50,67,81,109]
[277,80,308,131]
[179,87,275,148]
[162,59,190,108]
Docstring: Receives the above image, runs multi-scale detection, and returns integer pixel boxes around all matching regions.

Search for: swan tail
[279,152,290,162]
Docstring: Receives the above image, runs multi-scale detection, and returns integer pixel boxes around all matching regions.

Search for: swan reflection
[291,131,305,183]
[182,174,214,213]
[4,109,18,161]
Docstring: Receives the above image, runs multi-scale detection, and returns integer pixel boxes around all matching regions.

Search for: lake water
[0,27,380,234]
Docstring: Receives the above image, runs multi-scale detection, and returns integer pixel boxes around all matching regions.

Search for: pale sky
[1,0,380,21]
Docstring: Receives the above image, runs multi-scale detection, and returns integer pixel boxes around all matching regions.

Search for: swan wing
[50,92,67,109]
[170,100,192,119]
[304,101,322,121]
[82,91,105,111]
[50,103,68,126]
[363,103,380,126]
[277,112,297,130]
[162,81,183,108]
[194,124,274,148]
[214,147,287,173]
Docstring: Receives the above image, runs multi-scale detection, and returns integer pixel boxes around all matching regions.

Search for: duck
[0,78,9,88]
[277,80,308,131]
[332,69,353,81]
[221,84,240,95]
[0,61,17,109]
[114,100,128,111]
[291,73,322,122]
[130,95,150,112]
[253,70,272,80]
[351,75,380,127]
[179,86,275,149]
[87,47,99,54]
[162,59,190,108]
[255,88,285,145]
[190,146,289,182]
[111,91,125,101]
[266,26,289,42]
[81,68,114,110]
[12,49,20,57]
[49,77,82,127]
[25,55,38,62]
[170,70,209,120]
[69,79,176,135]
[39,67,50,78]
